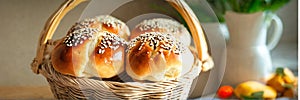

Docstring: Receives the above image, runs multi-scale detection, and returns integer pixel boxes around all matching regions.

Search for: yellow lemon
[283,68,296,83]
[235,81,277,99]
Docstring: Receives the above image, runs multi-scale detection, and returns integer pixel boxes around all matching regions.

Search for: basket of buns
[31,0,214,99]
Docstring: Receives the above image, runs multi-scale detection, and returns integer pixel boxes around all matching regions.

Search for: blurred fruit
[293,77,298,87]
[266,75,285,92]
[283,88,295,98]
[265,67,297,99]
[283,68,296,83]
[267,67,296,93]
[263,86,278,99]
[217,85,234,98]
[234,81,277,99]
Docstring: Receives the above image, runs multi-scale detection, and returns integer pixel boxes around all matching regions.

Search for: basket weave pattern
[40,47,201,99]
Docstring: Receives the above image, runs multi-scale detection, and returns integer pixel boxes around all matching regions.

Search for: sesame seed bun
[126,32,193,81]
[51,15,128,78]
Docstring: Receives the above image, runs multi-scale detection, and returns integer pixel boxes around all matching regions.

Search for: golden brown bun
[89,32,126,78]
[131,18,191,46]
[51,15,128,78]
[51,28,97,77]
[126,32,193,81]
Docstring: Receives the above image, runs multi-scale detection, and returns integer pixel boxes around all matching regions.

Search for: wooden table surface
[0,86,54,99]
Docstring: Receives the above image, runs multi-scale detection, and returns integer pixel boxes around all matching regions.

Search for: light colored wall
[0,0,297,86]
[0,0,86,86]
[271,0,298,70]
[277,0,298,43]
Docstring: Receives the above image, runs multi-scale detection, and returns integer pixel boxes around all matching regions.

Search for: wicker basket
[31,0,214,99]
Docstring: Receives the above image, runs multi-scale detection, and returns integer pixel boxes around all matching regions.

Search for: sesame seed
[135,18,183,34]
[64,15,126,47]
[63,28,98,47]
[127,32,185,54]
[97,32,127,54]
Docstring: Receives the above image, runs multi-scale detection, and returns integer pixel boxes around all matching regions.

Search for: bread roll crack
[97,32,127,54]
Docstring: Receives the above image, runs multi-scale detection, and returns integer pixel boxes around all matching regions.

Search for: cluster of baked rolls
[51,15,195,82]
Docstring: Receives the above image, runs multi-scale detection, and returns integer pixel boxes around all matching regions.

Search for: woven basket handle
[167,0,214,71]
[31,0,87,74]
[31,0,214,74]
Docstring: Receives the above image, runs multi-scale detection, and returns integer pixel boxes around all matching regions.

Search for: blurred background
[0,0,297,99]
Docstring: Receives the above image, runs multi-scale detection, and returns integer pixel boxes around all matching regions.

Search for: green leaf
[283,83,294,89]
[251,91,264,98]
[228,0,240,12]
[241,91,264,100]
[241,95,255,100]
[224,0,290,13]
[247,0,264,13]
[267,0,290,11]
[276,67,284,76]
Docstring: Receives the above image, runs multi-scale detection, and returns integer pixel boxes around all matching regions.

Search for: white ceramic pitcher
[222,11,283,86]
